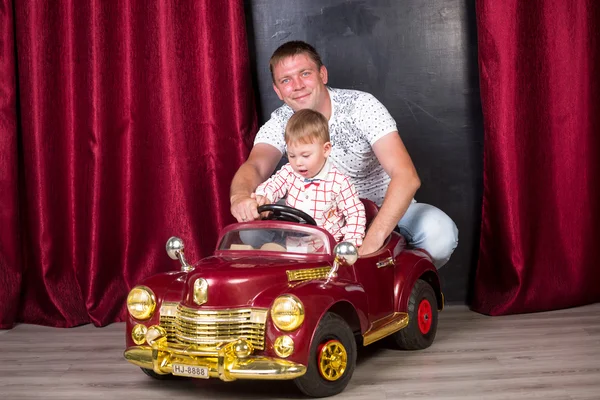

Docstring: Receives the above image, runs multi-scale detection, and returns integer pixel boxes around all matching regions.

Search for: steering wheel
[257,204,317,226]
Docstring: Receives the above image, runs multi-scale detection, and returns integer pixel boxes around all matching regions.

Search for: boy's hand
[251,192,270,207]
[252,193,273,219]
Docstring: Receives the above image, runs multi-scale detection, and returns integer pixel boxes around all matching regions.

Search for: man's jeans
[398,202,458,269]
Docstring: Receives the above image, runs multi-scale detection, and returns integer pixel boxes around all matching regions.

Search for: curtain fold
[472,0,600,315]
[0,0,256,328]
[0,0,22,328]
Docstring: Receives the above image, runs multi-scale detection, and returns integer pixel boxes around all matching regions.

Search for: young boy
[254,109,366,246]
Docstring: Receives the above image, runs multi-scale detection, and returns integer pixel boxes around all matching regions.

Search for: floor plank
[1,304,599,399]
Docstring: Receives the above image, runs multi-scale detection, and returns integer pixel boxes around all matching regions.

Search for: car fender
[125,271,187,347]
[261,279,368,366]
[394,252,442,312]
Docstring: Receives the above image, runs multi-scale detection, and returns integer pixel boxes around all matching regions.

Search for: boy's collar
[311,159,331,180]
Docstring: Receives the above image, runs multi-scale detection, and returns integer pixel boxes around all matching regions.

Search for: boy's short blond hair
[285,109,330,145]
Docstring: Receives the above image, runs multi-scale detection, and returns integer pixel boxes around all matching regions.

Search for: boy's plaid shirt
[255,162,366,246]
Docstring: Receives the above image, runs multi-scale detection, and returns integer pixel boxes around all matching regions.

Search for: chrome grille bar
[159,303,268,350]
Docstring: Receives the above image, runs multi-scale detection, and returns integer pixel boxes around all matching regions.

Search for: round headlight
[274,335,295,358]
[127,286,156,320]
[131,324,148,345]
[271,295,305,331]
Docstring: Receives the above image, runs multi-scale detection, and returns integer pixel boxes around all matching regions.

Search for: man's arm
[359,132,421,255]
[230,143,282,222]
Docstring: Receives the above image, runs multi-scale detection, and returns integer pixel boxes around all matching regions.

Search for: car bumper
[124,340,306,381]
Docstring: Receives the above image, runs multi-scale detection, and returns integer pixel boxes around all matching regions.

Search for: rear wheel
[294,313,357,397]
[392,279,438,350]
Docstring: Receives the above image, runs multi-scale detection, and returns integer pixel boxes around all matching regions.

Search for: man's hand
[230,193,260,222]
[230,193,271,222]
[357,233,385,256]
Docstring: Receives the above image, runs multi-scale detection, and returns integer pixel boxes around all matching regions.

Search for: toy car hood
[175,255,331,309]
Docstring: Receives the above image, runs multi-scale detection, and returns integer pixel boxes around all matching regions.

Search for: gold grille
[159,302,178,342]
[160,303,268,350]
[160,315,178,341]
[287,266,331,283]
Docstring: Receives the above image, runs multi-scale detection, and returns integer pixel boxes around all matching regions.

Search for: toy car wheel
[141,368,174,380]
[392,279,438,350]
[294,312,357,398]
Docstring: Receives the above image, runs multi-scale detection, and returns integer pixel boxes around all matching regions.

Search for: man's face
[286,140,332,179]
[272,54,329,114]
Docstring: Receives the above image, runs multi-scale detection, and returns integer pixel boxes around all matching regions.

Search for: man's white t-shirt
[254,87,397,206]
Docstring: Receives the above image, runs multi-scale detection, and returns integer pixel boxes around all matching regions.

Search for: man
[230,41,458,267]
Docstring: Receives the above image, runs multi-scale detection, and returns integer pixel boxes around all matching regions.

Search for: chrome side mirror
[334,242,359,266]
[166,236,191,272]
[327,242,358,281]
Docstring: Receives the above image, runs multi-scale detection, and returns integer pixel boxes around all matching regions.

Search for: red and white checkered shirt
[255,161,366,246]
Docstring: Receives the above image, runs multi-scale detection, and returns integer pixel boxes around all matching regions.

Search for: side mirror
[327,242,358,281]
[166,236,191,272]
[333,242,359,266]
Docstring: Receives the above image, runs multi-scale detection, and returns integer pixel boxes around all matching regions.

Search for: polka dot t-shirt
[254,87,397,206]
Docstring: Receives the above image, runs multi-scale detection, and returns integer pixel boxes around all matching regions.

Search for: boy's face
[287,140,332,179]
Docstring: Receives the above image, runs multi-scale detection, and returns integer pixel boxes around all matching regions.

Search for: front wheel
[294,313,357,397]
[392,279,438,350]
[141,368,174,380]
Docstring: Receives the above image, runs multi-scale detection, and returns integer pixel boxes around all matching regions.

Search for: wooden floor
[1,304,599,400]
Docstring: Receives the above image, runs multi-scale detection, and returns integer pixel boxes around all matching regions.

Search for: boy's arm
[255,165,293,204]
[336,178,366,246]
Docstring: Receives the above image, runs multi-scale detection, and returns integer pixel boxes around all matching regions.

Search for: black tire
[141,368,174,380]
[392,279,438,350]
[294,313,357,398]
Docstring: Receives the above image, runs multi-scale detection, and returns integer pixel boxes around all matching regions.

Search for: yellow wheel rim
[317,340,348,381]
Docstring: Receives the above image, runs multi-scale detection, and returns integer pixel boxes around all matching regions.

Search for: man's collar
[326,86,335,122]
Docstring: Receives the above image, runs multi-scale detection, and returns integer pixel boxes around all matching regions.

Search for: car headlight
[271,295,305,331]
[131,324,148,345]
[273,335,295,358]
[127,286,156,320]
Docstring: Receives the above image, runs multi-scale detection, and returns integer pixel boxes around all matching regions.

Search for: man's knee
[400,204,458,269]
[423,213,458,268]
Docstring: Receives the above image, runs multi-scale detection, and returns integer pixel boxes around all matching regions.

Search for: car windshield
[218,228,331,255]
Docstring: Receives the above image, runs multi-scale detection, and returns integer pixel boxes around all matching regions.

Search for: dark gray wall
[244,0,483,303]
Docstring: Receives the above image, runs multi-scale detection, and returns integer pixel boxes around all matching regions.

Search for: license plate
[172,363,209,379]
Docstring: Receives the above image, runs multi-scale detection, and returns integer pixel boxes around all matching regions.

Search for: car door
[352,248,396,322]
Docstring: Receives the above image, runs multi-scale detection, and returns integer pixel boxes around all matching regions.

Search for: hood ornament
[193,278,208,305]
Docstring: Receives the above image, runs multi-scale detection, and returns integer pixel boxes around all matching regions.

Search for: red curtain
[472,0,600,315]
[0,0,256,328]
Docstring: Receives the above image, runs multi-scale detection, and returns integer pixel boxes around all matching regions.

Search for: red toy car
[124,202,443,397]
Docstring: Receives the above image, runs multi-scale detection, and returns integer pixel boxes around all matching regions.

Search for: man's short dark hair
[269,41,324,82]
